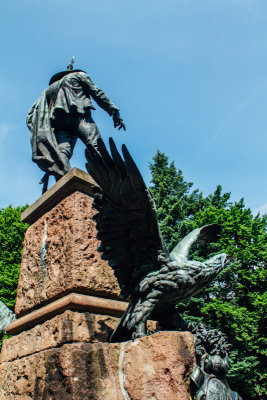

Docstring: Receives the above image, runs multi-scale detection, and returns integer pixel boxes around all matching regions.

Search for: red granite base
[0,330,195,400]
[16,169,121,318]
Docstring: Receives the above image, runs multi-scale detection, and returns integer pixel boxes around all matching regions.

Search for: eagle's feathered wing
[85,138,171,300]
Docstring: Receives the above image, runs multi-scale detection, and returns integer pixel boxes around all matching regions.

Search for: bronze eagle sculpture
[85,138,230,342]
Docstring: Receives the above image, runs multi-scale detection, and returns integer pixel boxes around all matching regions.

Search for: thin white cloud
[253,202,267,215]
[187,75,267,168]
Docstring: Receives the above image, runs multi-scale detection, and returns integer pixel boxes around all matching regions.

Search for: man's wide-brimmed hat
[49,57,85,85]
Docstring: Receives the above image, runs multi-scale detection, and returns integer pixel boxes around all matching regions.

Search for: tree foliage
[149,150,267,400]
[0,206,28,310]
[149,151,205,250]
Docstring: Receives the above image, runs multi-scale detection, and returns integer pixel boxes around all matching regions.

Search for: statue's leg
[76,114,101,152]
[55,130,78,175]
[40,173,49,194]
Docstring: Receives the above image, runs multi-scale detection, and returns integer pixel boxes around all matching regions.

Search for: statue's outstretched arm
[82,73,126,130]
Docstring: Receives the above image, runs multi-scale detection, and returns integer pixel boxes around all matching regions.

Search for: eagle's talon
[132,332,146,341]
[147,328,156,335]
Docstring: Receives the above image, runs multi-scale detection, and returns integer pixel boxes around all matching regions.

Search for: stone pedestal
[15,168,121,318]
[0,327,194,400]
[0,168,195,399]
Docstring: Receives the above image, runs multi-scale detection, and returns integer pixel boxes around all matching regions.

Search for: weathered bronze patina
[190,324,242,399]
[26,58,126,192]
[85,138,230,342]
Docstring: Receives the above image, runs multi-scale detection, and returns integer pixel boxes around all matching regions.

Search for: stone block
[1,310,119,363]
[16,182,121,317]
[7,293,128,335]
[21,168,96,225]
[4,308,158,360]
[0,331,195,400]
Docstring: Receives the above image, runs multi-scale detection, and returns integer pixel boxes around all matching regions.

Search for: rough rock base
[0,330,195,400]
[16,187,120,318]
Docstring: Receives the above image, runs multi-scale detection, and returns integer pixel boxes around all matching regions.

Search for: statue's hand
[113,111,126,131]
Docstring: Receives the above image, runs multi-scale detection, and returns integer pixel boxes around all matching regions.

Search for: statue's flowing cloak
[26,82,67,178]
[26,72,119,178]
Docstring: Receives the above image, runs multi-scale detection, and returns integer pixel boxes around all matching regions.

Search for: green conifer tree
[149,150,205,250]
[149,151,267,400]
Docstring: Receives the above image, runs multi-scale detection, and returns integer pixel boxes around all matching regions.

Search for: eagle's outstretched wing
[85,138,170,298]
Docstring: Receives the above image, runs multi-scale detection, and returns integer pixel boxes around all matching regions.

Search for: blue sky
[0,0,266,214]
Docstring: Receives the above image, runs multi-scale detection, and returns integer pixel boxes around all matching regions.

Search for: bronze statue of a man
[26,58,126,192]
